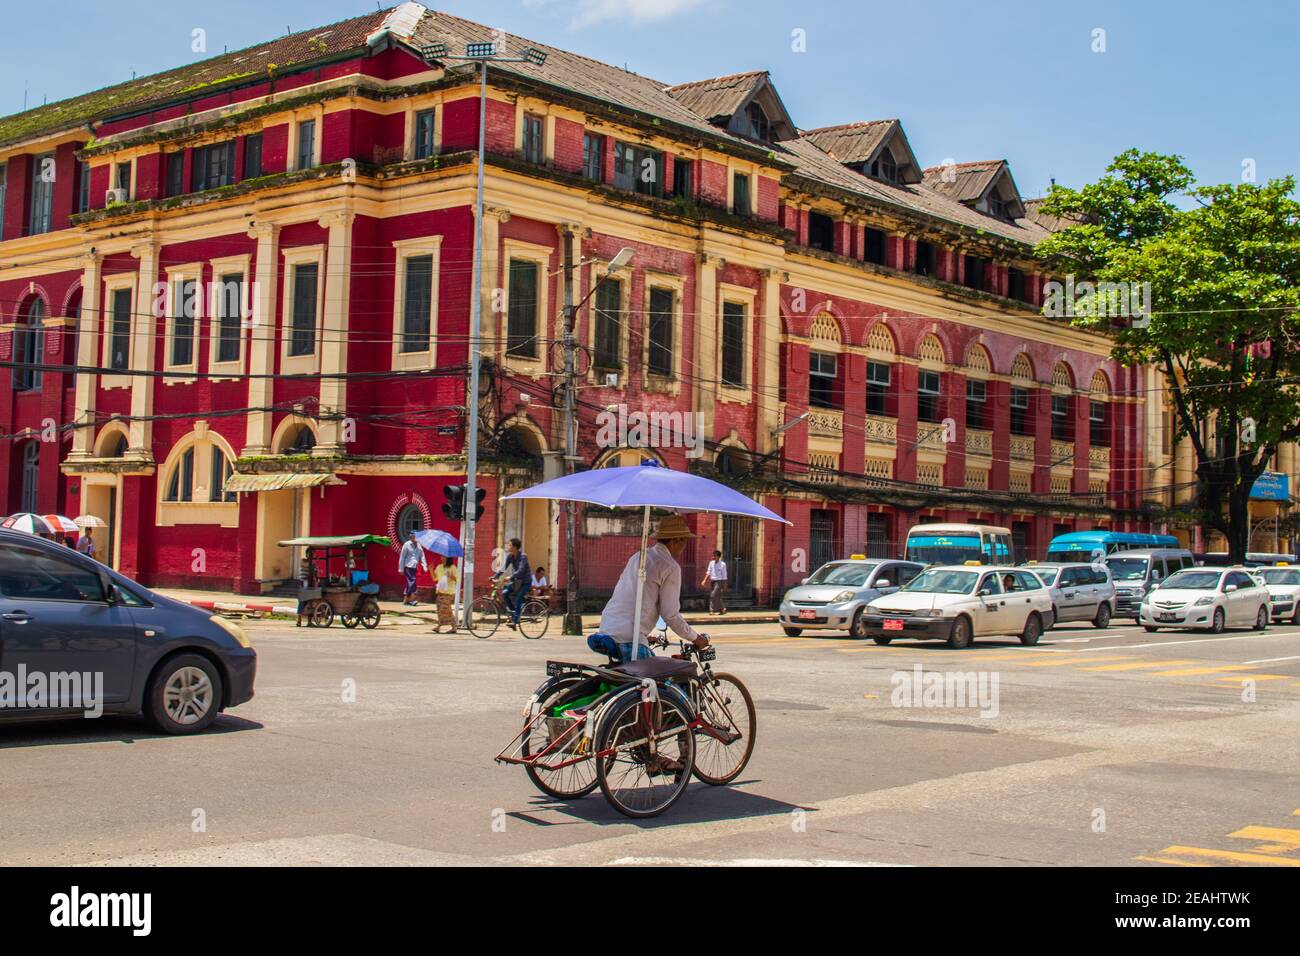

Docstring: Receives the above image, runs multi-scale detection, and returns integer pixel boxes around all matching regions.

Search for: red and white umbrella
[43,514,81,534]
[2,513,58,534]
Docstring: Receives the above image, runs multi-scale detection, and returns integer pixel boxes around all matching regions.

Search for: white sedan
[1256,566,1300,624]
[1140,567,1270,633]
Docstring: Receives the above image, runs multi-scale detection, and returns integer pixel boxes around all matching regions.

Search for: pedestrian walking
[75,532,96,559]
[702,549,728,614]
[399,530,427,606]
[499,537,531,629]
[434,555,459,632]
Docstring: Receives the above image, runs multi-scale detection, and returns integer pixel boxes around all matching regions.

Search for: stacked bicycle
[468,577,550,639]
[495,634,756,817]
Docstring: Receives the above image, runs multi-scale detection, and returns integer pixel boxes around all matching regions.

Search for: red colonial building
[0,3,1150,604]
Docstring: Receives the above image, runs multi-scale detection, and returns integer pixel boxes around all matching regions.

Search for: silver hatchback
[1024,562,1117,628]
[779,558,924,638]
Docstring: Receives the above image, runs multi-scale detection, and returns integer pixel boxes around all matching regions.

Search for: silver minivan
[1024,562,1117,628]
[1105,548,1196,619]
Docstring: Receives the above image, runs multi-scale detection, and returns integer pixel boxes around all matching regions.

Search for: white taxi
[1140,567,1270,633]
[1255,565,1300,624]
[861,565,1055,649]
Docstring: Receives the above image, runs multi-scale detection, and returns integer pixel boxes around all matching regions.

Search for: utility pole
[560,226,581,635]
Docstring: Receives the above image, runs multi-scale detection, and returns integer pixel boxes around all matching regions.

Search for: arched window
[165,447,196,502]
[1089,371,1111,447]
[1051,362,1075,442]
[866,323,896,417]
[396,502,425,540]
[746,103,771,142]
[1009,354,1034,437]
[14,298,45,391]
[916,335,945,424]
[282,424,316,454]
[808,313,841,410]
[20,442,40,512]
[964,345,992,431]
[162,434,237,505]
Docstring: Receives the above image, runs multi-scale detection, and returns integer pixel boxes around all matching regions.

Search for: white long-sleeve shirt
[399,539,427,573]
[599,542,700,643]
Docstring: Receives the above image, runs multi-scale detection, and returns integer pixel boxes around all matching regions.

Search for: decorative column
[69,252,103,459]
[481,206,509,366]
[128,241,159,456]
[693,253,721,446]
[316,210,355,454]
[243,221,280,455]
[756,269,784,456]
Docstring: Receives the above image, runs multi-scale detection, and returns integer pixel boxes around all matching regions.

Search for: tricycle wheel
[310,602,334,628]
[522,677,601,799]
[360,600,381,629]
[341,613,359,628]
[595,688,695,818]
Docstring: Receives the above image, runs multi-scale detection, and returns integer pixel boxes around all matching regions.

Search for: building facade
[2,3,1280,603]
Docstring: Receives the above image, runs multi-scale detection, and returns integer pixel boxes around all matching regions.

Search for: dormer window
[746,103,771,142]
[988,196,1007,219]
[870,149,898,183]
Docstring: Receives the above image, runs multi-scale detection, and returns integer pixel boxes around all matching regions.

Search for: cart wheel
[522,676,602,799]
[310,602,334,628]
[595,688,696,818]
[341,613,359,629]
[360,600,381,629]
[691,672,756,786]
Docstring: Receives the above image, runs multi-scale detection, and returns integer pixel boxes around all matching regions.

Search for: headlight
[1194,596,1215,606]
[833,590,857,603]
[211,614,252,648]
[918,608,945,618]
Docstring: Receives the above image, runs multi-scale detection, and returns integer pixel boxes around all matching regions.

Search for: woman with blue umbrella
[415,530,463,633]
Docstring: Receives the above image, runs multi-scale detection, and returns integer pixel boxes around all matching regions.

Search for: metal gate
[810,509,837,572]
[721,514,756,598]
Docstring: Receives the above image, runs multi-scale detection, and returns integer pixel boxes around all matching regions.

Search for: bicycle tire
[690,672,756,786]
[469,597,501,638]
[518,600,550,639]
[310,602,334,629]
[521,676,603,799]
[595,688,695,818]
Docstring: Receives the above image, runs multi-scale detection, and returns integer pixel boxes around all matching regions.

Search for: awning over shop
[223,473,344,493]
[278,534,393,549]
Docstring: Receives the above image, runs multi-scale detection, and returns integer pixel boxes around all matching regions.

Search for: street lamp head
[521,46,548,66]
[465,41,497,58]
[417,42,448,61]
[608,247,635,271]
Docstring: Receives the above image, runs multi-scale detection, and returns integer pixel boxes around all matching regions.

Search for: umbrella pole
[630,505,650,661]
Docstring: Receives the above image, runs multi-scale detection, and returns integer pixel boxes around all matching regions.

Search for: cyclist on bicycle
[588,515,710,663]
[496,538,532,630]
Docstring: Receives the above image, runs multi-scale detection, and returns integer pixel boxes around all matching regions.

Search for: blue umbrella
[504,462,789,658]
[414,529,464,558]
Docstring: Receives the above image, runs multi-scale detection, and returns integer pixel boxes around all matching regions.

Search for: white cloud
[565,0,706,30]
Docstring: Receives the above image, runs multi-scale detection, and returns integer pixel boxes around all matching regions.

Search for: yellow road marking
[1154,845,1300,866]
[1212,673,1292,681]
[1133,855,1210,867]
[1079,659,1195,672]
[1017,655,1133,668]
[1228,826,1300,853]
[1151,664,1257,677]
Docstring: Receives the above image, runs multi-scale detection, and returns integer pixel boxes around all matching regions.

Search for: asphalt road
[3,613,1299,867]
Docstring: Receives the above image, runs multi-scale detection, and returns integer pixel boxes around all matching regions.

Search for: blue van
[1045,531,1179,564]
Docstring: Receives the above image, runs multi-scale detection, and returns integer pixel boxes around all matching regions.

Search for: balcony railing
[965,428,992,457]
[916,422,949,451]
[807,407,844,438]
[1010,434,1035,460]
[1089,445,1111,471]
[1051,440,1075,466]
[864,414,897,445]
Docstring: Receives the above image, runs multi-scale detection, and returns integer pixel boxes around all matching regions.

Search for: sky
[1,0,1295,198]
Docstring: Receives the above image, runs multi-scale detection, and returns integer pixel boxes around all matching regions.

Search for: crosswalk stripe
[1228,826,1300,852]
[1153,845,1300,866]
[1151,664,1257,677]
[1133,855,1210,867]
[1017,655,1133,668]
[1211,673,1291,682]
[1079,659,1195,672]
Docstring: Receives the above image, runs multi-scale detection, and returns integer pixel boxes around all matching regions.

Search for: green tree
[1037,150,1300,560]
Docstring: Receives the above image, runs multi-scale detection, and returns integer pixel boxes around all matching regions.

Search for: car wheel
[1143,625,1159,633]
[1019,612,1042,646]
[1209,607,1225,634]
[946,616,972,649]
[1093,603,1112,629]
[146,654,223,735]
[1049,605,1060,630]
[872,636,893,646]
[850,608,867,639]
[1254,606,1268,631]
[1292,605,1300,626]
[782,627,802,637]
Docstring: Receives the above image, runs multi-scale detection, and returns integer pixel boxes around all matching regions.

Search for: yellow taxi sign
[1279,562,1290,567]
[849,554,866,560]
[963,560,982,566]
[1026,560,1038,565]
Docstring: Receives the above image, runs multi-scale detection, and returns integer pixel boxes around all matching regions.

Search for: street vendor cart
[280,534,390,629]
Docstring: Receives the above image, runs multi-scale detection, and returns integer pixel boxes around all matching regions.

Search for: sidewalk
[154,587,777,627]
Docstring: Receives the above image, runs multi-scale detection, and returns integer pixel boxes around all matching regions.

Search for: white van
[1105,548,1196,619]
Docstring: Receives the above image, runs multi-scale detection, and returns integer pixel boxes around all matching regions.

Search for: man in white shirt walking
[589,515,709,663]
[398,530,427,606]
[702,549,728,615]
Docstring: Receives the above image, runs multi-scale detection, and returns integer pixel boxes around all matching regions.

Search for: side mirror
[978,586,994,597]
[1224,584,1238,593]
[103,581,120,604]
[800,578,809,585]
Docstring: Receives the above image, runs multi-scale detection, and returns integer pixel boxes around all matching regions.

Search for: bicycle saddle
[610,657,697,680]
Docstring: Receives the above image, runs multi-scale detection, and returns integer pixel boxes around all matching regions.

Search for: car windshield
[1259,569,1300,586]
[901,569,977,594]
[1030,567,1061,585]
[1106,557,1149,581]
[806,563,875,586]
[1162,570,1223,590]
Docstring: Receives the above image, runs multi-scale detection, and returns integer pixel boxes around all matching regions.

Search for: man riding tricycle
[281,534,388,629]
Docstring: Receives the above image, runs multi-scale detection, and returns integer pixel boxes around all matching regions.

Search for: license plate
[798,609,817,621]
[1156,613,1178,622]
[883,618,904,631]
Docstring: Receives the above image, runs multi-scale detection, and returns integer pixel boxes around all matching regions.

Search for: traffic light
[442,484,465,521]
[472,487,486,521]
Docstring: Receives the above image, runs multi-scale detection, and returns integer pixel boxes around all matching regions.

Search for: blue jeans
[505,582,527,625]
[587,632,654,663]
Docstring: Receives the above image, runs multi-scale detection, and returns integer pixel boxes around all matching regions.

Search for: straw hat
[653,515,694,540]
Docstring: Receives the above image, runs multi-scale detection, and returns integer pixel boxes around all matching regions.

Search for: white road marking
[1242,655,1300,665]
[1070,633,1287,652]
[606,856,897,867]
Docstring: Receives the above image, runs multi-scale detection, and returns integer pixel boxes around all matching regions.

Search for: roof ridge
[664,70,767,92]
[801,119,896,135]
[923,159,1006,172]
